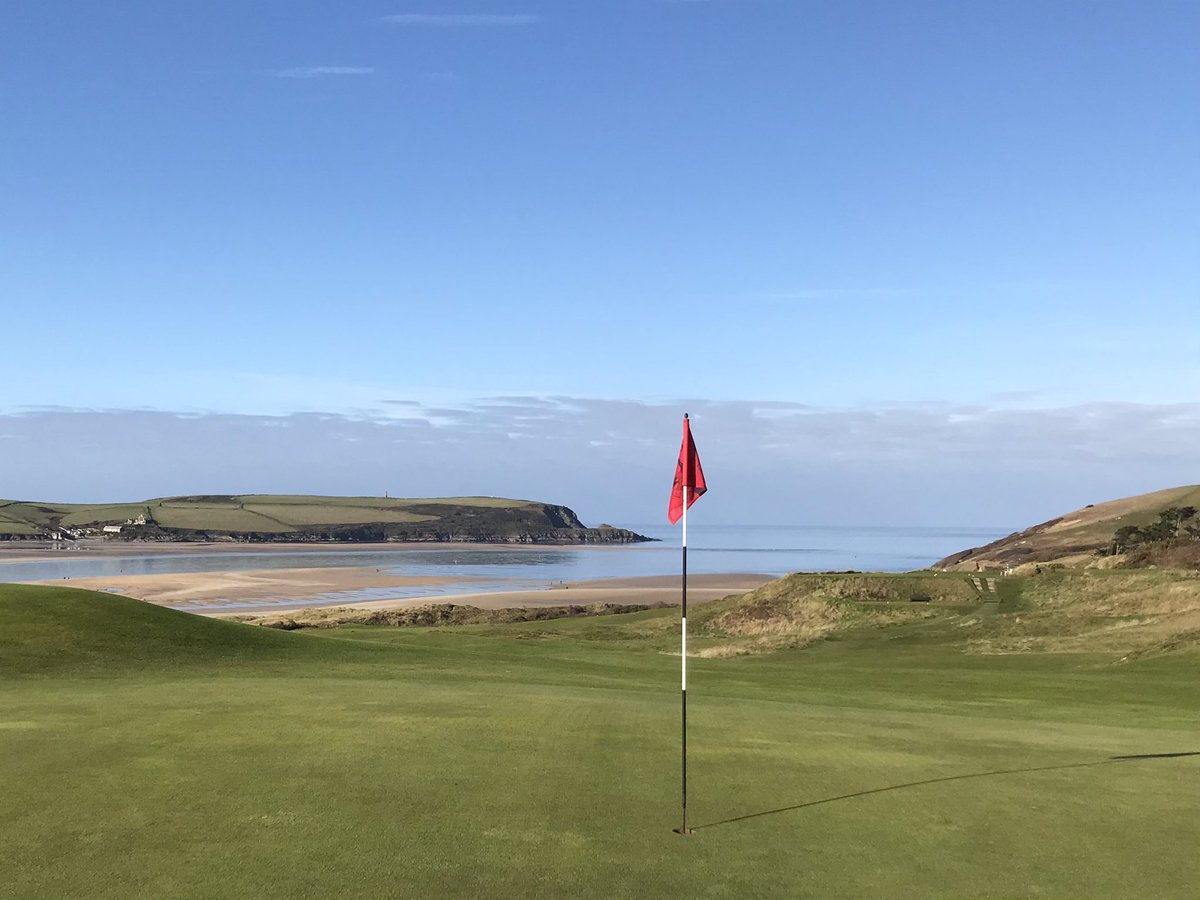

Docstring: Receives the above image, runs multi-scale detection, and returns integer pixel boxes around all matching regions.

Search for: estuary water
[0,524,1008,587]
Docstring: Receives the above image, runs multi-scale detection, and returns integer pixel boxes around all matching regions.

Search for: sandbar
[29,566,490,605]
[29,565,772,615]
[222,573,775,617]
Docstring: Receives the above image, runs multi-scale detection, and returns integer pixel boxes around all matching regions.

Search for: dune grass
[1,584,1198,898]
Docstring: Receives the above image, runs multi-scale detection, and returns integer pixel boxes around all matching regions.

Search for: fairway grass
[2,586,1198,898]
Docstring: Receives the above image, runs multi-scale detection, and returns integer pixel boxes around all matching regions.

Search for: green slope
[0,585,363,676]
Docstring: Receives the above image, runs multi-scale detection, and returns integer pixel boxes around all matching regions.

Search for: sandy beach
[34,567,493,605]
[227,573,776,617]
[30,565,772,615]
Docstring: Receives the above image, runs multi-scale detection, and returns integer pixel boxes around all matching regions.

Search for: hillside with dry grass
[692,570,1200,661]
[934,485,1200,572]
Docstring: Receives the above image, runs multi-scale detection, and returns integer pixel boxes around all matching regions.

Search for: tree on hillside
[1110,507,1199,553]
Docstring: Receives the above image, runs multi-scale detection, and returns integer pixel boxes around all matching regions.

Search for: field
[235,495,533,509]
[0,495,534,532]
[2,579,1198,898]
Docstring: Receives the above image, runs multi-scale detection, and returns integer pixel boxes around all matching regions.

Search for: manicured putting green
[2,585,1197,898]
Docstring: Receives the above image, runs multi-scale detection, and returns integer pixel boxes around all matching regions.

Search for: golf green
[2,586,1197,898]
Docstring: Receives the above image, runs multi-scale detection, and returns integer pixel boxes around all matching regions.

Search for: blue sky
[2,1,1198,525]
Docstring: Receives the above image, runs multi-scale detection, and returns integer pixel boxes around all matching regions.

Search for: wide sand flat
[31,566,488,605]
[31,565,772,615]
[226,573,775,617]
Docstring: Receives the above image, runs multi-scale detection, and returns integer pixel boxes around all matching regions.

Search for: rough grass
[962,570,1200,657]
[2,583,1198,898]
[691,570,1200,660]
[229,570,1200,663]
[237,601,663,630]
[1122,539,1200,570]
[683,573,973,657]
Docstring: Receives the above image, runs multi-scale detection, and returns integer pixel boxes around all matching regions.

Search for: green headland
[0,494,650,544]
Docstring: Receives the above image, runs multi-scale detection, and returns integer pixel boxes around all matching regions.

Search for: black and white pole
[675,481,692,835]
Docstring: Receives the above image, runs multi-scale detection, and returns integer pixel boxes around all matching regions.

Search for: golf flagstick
[669,414,705,835]
[679,483,689,834]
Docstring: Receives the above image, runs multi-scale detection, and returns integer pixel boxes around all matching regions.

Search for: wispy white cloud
[381,14,540,27]
[273,66,376,79]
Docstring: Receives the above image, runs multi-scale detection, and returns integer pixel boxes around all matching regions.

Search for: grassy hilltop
[3,573,1198,898]
[0,494,650,544]
[936,485,1200,571]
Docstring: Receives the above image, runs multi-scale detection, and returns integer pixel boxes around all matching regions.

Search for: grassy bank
[2,582,1198,898]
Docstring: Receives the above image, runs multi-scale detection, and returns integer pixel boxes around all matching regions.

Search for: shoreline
[206,573,773,617]
[0,538,661,564]
[27,565,773,615]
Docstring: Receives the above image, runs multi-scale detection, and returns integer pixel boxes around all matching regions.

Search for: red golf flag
[668,416,707,524]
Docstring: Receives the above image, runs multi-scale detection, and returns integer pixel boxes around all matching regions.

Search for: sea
[0,524,1009,612]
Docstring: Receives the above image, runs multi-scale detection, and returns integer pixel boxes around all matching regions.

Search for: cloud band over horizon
[3,397,1197,528]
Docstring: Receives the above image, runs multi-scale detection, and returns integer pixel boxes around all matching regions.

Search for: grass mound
[676,570,1200,661]
[964,570,1200,657]
[0,585,316,676]
[686,573,973,657]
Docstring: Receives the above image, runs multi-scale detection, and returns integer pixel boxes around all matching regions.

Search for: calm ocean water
[0,524,1009,588]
